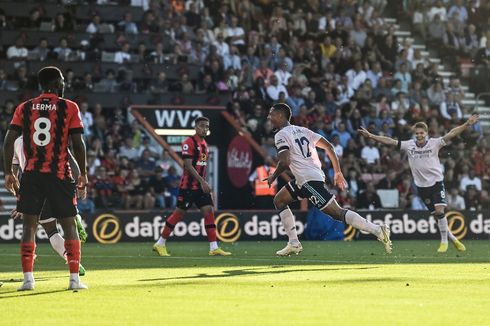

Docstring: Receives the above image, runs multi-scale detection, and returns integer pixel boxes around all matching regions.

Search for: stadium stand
[0,0,488,212]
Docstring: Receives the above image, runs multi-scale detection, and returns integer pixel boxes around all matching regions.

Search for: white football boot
[68,275,88,290]
[378,224,392,254]
[276,242,303,256]
[17,280,35,291]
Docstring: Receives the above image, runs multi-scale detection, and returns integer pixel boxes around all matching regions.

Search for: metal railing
[475,92,490,113]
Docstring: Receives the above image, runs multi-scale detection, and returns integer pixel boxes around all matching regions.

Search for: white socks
[345,210,382,238]
[279,207,300,244]
[24,272,34,283]
[156,237,166,246]
[70,273,80,283]
[448,229,457,241]
[49,233,66,260]
[437,215,456,243]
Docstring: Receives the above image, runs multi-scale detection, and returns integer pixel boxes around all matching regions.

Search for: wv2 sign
[155,110,203,128]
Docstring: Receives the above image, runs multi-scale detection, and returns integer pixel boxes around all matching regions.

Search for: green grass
[1,240,490,326]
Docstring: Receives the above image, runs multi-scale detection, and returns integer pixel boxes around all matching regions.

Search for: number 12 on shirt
[295,136,311,158]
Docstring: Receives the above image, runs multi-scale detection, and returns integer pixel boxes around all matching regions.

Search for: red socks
[204,212,217,242]
[161,211,184,239]
[64,240,81,274]
[20,242,36,273]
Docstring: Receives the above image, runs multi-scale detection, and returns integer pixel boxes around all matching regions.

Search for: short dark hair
[194,116,209,124]
[38,66,63,90]
[271,103,292,122]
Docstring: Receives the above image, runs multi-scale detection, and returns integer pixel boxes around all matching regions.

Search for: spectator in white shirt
[440,92,462,120]
[337,75,355,104]
[460,170,482,192]
[345,61,367,90]
[429,0,447,22]
[361,139,380,164]
[366,62,383,88]
[119,137,140,161]
[131,0,149,11]
[331,135,344,158]
[274,60,292,86]
[137,136,161,158]
[227,16,245,47]
[447,188,466,210]
[114,42,132,64]
[393,63,412,93]
[266,75,289,101]
[224,45,241,70]
[318,9,335,31]
[80,101,94,136]
[118,12,139,34]
[185,0,205,11]
[7,38,28,59]
[448,0,468,23]
[86,14,102,34]
[53,38,72,61]
[350,21,368,47]
[214,34,230,59]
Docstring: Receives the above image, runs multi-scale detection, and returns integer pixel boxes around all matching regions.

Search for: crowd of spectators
[0,0,489,211]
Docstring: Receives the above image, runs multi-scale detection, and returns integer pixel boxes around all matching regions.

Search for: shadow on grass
[1,241,489,272]
[0,276,68,283]
[138,266,380,282]
[0,289,69,299]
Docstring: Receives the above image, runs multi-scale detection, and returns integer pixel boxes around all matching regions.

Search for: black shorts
[176,188,213,210]
[17,171,77,219]
[285,180,335,210]
[417,181,447,213]
[38,200,80,223]
[38,201,56,224]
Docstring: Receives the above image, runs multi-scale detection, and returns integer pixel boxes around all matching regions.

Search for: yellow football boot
[437,242,448,253]
[452,239,466,252]
[209,248,232,256]
[153,244,170,256]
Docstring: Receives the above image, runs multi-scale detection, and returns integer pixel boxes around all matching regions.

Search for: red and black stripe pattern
[9,93,84,180]
[179,135,208,191]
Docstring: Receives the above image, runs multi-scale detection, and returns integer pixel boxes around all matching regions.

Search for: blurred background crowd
[0,0,489,212]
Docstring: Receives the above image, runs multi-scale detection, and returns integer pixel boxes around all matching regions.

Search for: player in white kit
[358,114,479,252]
[11,136,87,274]
[264,103,392,256]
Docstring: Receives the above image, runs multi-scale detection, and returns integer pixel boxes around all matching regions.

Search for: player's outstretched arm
[3,129,21,195]
[358,127,398,146]
[442,114,479,143]
[315,138,347,190]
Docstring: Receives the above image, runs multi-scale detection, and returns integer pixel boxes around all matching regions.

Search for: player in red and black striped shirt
[153,117,231,256]
[2,66,88,290]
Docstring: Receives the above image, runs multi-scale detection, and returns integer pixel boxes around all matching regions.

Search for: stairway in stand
[385,17,490,132]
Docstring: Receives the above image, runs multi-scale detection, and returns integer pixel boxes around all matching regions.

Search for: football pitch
[1,240,489,326]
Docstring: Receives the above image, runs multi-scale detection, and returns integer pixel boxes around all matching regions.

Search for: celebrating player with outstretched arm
[358,114,479,252]
[265,103,392,256]
[153,117,231,257]
[3,66,88,291]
